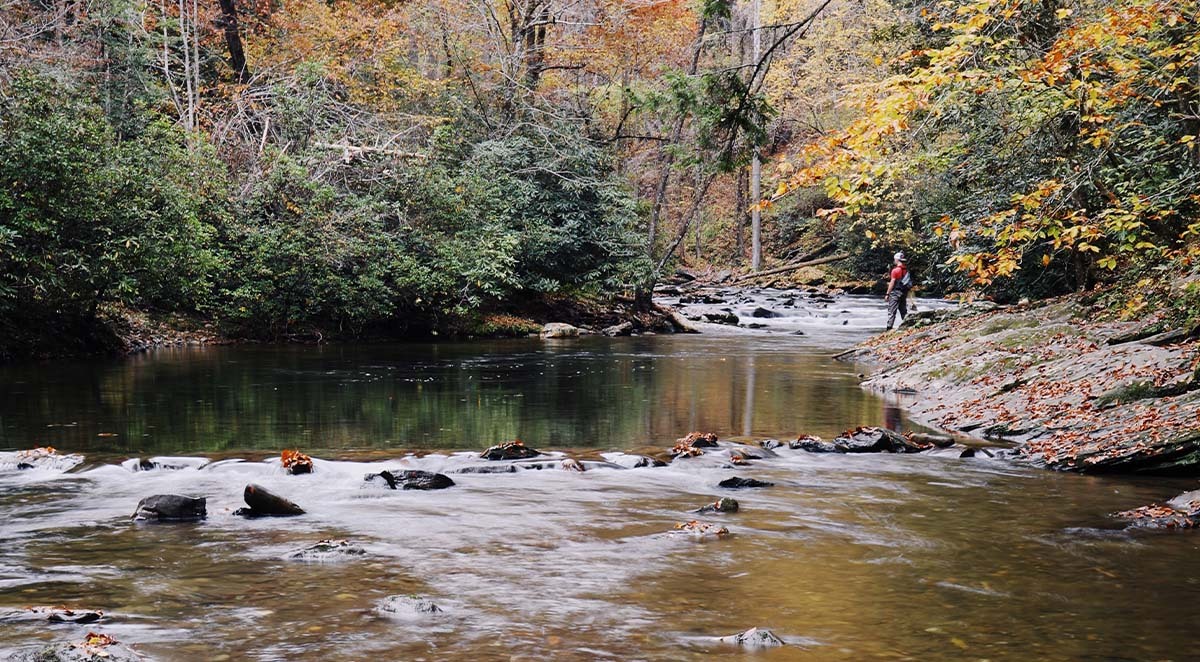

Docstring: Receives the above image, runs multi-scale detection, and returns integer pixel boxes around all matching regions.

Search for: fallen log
[733,253,850,282]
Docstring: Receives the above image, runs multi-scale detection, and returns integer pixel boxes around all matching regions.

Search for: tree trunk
[217,0,251,84]
[749,0,763,271]
[735,166,747,262]
[647,18,708,257]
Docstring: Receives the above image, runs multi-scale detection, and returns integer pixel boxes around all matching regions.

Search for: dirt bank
[842,295,1200,476]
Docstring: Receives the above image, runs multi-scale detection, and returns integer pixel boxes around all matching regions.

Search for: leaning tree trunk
[217,0,251,84]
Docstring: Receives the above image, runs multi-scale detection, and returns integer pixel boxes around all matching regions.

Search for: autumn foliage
[772,0,1200,294]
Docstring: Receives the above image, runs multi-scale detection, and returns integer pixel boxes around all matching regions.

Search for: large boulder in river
[364,469,455,490]
[540,323,581,339]
[480,440,542,460]
[236,484,305,517]
[131,494,206,522]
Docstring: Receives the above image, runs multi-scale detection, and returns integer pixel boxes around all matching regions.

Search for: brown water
[1,295,1199,661]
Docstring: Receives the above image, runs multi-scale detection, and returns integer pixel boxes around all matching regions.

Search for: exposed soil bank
[842,295,1200,476]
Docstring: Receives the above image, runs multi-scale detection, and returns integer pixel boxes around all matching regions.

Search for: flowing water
[1,292,1198,661]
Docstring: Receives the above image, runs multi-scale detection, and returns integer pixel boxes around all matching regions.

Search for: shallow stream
[1,292,1198,661]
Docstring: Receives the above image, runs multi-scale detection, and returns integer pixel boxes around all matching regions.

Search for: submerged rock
[286,539,366,562]
[447,464,519,475]
[480,440,542,461]
[670,520,730,540]
[123,456,209,472]
[375,595,444,619]
[718,627,785,648]
[9,607,104,625]
[719,477,774,489]
[540,323,581,339]
[236,484,304,517]
[604,453,667,469]
[131,494,206,522]
[695,497,739,514]
[17,633,142,662]
[364,469,455,490]
[1,447,84,473]
[560,458,586,472]
[750,307,779,318]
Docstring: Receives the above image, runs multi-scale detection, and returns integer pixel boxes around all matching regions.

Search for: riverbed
[1,292,1198,660]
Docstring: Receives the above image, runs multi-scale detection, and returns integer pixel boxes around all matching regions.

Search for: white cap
[894,252,906,262]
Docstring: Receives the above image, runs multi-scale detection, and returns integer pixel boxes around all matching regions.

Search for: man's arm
[886,275,895,296]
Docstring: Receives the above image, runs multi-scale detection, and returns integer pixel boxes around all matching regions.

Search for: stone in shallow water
[718,477,774,489]
[375,595,444,619]
[131,494,206,522]
[834,426,928,453]
[695,497,739,514]
[16,632,142,662]
[480,441,542,461]
[2,607,104,625]
[281,449,314,475]
[790,435,840,453]
[235,484,305,517]
[670,520,730,540]
[540,323,580,338]
[286,539,366,562]
[364,469,455,490]
[718,627,785,648]
[1,447,84,473]
[123,456,209,472]
[447,464,519,475]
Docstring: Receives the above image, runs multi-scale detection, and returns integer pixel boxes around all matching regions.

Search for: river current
[1,292,1198,660]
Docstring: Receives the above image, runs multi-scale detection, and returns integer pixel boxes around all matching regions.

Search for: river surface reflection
[2,313,1199,661]
[0,335,898,456]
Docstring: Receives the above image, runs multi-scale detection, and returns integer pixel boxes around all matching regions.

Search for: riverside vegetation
[5,0,1198,359]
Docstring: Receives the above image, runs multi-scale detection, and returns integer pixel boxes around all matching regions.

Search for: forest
[1,0,1197,356]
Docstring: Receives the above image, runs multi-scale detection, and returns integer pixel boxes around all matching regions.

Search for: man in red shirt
[885,251,911,330]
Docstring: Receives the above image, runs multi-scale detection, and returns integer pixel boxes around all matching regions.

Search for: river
[1,292,1198,660]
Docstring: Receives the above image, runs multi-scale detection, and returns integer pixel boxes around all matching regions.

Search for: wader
[886,290,908,329]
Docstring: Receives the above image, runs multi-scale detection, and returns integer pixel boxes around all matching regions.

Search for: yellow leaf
[774,182,788,198]
[1041,254,1051,266]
